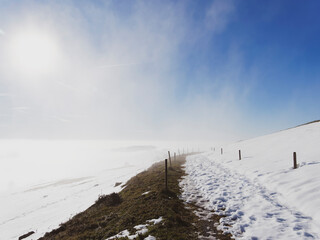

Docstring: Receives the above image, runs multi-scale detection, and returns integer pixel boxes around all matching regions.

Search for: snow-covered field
[181,122,320,239]
[3,122,320,240]
[0,140,172,240]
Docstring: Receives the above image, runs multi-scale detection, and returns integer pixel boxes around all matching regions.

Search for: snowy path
[180,154,319,239]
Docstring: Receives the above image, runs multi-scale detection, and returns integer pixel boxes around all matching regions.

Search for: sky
[0,0,320,142]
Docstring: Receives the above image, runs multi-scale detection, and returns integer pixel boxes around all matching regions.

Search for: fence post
[221,148,223,155]
[239,150,241,160]
[293,152,298,169]
[165,159,168,191]
[174,152,176,161]
[168,151,172,167]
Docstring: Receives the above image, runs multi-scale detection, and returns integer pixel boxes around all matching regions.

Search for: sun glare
[8,28,60,77]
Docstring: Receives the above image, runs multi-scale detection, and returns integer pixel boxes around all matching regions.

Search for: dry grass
[39,154,232,240]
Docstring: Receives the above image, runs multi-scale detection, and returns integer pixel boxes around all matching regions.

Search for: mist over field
[0,140,212,192]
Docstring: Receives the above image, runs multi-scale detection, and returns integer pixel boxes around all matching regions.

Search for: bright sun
[8,28,60,77]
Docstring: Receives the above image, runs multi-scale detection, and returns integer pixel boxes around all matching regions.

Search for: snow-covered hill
[181,121,320,239]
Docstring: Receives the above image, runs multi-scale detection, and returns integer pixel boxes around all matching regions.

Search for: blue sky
[179,0,320,121]
[0,0,319,141]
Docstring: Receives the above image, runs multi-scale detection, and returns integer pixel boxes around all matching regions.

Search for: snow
[1,167,149,240]
[106,217,163,240]
[0,140,169,240]
[180,122,320,239]
[134,224,149,235]
[142,191,150,195]
[144,236,156,240]
[147,216,163,225]
[107,229,131,239]
[106,227,150,239]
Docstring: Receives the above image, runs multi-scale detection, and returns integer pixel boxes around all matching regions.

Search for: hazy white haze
[0,1,257,142]
[0,140,205,192]
[0,1,251,191]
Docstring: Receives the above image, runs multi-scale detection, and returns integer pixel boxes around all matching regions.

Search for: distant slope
[282,120,320,132]
[292,120,320,128]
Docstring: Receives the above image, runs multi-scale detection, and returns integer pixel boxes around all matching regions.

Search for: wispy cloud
[0,1,248,142]
[206,0,235,32]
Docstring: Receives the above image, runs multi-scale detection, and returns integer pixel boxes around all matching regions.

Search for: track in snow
[180,154,318,240]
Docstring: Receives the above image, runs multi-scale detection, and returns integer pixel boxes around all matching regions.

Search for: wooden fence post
[165,159,168,191]
[168,151,172,167]
[293,152,298,169]
[174,152,176,161]
[239,150,241,160]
